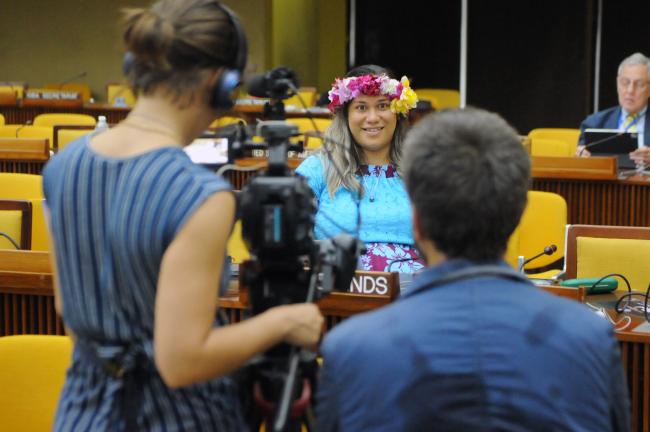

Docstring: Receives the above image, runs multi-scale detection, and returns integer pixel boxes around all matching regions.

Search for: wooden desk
[0,138,50,174]
[0,102,331,127]
[224,156,650,228]
[1,251,647,431]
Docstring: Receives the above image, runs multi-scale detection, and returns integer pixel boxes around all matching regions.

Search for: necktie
[622,113,638,132]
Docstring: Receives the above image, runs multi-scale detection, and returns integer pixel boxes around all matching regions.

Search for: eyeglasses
[617,77,649,91]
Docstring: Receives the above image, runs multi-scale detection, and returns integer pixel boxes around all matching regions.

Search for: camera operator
[42,1,322,430]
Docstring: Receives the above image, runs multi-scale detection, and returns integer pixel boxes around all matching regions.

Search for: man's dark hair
[402,108,530,262]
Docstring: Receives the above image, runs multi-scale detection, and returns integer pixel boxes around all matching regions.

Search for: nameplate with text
[349,270,399,299]
[23,89,82,108]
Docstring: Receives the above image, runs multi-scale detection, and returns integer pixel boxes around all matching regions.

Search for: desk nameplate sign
[23,89,83,108]
[349,270,399,299]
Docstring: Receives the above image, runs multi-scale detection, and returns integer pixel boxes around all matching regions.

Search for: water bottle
[94,115,109,134]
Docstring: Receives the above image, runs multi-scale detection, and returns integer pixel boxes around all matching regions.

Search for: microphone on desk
[577,131,634,156]
[518,244,557,273]
[15,120,33,138]
[57,71,88,90]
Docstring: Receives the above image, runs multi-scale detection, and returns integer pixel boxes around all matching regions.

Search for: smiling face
[347,95,398,164]
[617,64,650,114]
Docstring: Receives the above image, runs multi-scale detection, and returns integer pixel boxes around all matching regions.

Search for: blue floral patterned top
[295,155,424,273]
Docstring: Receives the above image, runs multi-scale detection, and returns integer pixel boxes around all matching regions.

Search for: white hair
[618,52,650,75]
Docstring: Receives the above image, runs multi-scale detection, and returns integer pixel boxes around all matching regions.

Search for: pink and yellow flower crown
[327,74,419,115]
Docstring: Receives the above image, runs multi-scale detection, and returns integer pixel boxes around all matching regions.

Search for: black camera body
[233,68,364,431]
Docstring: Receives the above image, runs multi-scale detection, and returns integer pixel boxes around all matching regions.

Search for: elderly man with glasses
[577,52,650,164]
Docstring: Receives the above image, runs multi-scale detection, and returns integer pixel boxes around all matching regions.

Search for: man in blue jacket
[578,52,650,164]
[316,108,630,432]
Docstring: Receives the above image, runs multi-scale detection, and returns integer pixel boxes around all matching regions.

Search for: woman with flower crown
[295,64,424,274]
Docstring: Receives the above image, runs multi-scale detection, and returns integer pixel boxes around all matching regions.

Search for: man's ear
[412,206,423,244]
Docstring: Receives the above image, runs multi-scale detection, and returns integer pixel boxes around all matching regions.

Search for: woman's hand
[576,145,591,157]
[270,303,324,351]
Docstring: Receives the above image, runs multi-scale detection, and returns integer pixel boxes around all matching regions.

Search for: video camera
[230,67,364,432]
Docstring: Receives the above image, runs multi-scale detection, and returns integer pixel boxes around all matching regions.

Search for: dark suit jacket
[579,105,650,146]
[316,259,630,432]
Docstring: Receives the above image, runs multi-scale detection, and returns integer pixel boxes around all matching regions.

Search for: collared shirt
[617,106,647,148]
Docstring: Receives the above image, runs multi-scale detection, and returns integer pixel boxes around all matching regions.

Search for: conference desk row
[0,250,648,431]
[223,155,650,227]
[1,137,650,227]
[0,99,331,126]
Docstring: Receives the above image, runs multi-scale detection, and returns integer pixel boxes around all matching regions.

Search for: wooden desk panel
[0,103,330,127]
[532,176,650,226]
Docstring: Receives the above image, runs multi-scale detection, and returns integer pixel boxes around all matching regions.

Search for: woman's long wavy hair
[317,65,409,198]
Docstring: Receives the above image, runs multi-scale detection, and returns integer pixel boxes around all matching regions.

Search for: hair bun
[122,8,175,70]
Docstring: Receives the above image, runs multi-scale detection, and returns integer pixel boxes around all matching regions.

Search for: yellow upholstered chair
[45,82,92,102]
[0,125,54,150]
[286,117,332,149]
[505,191,567,278]
[209,116,247,129]
[284,87,318,109]
[53,125,94,152]
[106,83,137,107]
[0,113,4,126]
[0,85,23,100]
[33,113,96,128]
[0,173,49,251]
[227,220,249,263]
[0,200,32,249]
[565,225,650,292]
[0,335,73,432]
[413,88,460,110]
[528,128,580,157]
[529,138,574,157]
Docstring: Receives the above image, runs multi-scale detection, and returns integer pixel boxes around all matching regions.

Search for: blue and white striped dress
[43,136,247,431]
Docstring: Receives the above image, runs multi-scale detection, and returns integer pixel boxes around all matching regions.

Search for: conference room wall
[0,0,273,103]
[271,0,347,94]
[354,0,650,135]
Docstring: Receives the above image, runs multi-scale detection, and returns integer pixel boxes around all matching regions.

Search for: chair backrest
[0,173,43,199]
[286,117,333,148]
[284,87,318,109]
[530,138,573,157]
[0,174,48,251]
[0,113,4,126]
[506,191,567,270]
[0,85,22,103]
[0,125,53,148]
[0,335,73,431]
[33,113,96,128]
[0,200,32,249]
[106,83,137,107]
[565,224,650,291]
[53,125,94,152]
[227,220,250,263]
[209,116,247,129]
[528,128,580,157]
[44,82,92,102]
[413,88,460,110]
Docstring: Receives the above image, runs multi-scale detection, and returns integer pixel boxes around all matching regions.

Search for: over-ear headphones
[122,1,248,110]
[209,2,247,110]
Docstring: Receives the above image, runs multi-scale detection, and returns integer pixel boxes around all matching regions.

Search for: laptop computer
[583,128,639,169]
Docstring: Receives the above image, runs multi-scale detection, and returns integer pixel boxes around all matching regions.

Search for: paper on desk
[183,138,228,164]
